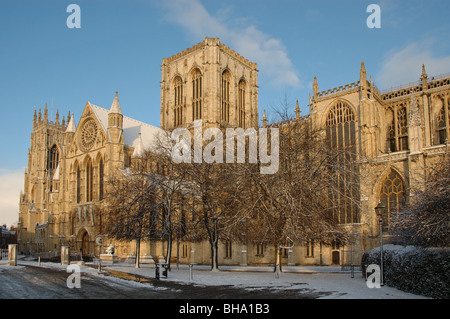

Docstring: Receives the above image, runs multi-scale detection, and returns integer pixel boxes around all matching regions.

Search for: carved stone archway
[77,228,93,259]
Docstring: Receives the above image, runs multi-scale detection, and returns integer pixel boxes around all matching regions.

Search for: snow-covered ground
[2,258,429,299]
[105,264,428,299]
[12,257,426,299]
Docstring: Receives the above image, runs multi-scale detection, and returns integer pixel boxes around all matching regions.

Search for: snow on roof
[87,102,170,154]
[110,91,122,114]
[65,113,76,132]
[132,132,145,158]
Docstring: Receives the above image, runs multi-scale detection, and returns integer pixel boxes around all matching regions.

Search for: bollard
[38,256,41,266]
[8,244,17,266]
[189,264,193,281]
[61,245,70,265]
[155,264,160,280]
[351,264,354,278]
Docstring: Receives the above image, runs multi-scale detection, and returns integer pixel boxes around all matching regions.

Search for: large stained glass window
[326,101,359,224]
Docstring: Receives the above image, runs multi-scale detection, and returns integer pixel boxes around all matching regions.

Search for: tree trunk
[210,238,219,271]
[319,242,323,266]
[274,244,281,278]
[176,235,180,270]
[135,237,141,268]
[165,233,173,270]
[204,213,220,271]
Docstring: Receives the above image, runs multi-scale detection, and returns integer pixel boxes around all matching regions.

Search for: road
[0,264,329,299]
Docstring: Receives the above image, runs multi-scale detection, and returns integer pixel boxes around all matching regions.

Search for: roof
[87,102,169,154]
[132,132,145,158]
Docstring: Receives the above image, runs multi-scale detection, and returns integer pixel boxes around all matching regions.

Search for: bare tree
[127,131,193,270]
[103,160,158,268]
[182,160,248,271]
[244,99,356,273]
[393,156,450,247]
[148,153,190,270]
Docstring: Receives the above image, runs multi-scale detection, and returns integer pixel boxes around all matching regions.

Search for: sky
[0,0,449,226]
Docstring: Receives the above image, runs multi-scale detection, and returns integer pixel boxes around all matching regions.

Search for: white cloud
[376,41,450,90]
[0,168,24,227]
[159,0,301,88]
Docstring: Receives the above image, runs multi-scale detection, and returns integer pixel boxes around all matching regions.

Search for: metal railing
[0,249,8,260]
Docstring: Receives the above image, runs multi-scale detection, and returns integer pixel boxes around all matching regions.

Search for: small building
[1,225,17,249]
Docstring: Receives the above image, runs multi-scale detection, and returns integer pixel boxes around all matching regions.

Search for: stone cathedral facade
[17,38,450,266]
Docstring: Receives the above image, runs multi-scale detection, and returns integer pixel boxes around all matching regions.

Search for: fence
[0,249,8,260]
[70,251,83,262]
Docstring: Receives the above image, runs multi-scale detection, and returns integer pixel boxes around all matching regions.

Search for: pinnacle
[65,112,76,133]
[110,91,122,114]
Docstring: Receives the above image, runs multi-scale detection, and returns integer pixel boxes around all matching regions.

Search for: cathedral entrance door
[332,251,340,265]
[81,231,90,259]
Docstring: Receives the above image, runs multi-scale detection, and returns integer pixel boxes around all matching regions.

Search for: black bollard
[155,264,160,280]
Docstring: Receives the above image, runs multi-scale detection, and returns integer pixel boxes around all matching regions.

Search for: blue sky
[1,0,450,225]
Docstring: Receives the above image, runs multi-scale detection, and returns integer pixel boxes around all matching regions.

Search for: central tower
[160,37,259,130]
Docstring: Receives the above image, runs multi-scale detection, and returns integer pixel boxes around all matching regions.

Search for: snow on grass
[93,263,428,299]
[7,258,428,299]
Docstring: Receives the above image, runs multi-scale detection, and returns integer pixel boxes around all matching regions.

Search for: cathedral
[17,37,450,266]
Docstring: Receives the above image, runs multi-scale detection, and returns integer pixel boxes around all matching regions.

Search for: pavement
[1,256,430,299]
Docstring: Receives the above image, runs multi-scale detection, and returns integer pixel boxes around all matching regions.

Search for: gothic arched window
[48,145,59,171]
[326,101,356,150]
[387,105,409,152]
[192,69,202,121]
[397,106,408,151]
[326,101,359,224]
[221,70,231,123]
[76,164,81,204]
[436,97,449,145]
[238,80,246,128]
[174,76,183,127]
[86,158,93,202]
[98,158,104,201]
[379,170,406,231]
[386,109,395,152]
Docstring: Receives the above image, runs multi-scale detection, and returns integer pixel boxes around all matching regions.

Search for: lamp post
[375,201,385,286]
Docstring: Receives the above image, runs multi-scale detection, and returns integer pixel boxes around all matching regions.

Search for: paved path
[0,264,328,299]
